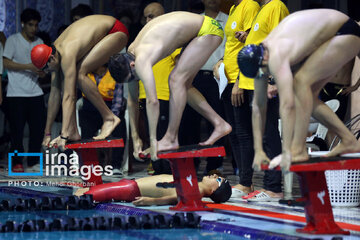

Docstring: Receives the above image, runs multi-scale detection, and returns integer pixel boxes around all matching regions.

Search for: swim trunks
[336,18,360,37]
[108,19,129,38]
[198,16,224,40]
[84,179,141,202]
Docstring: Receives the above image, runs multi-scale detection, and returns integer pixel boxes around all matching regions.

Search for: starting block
[262,156,360,235]
[146,145,226,211]
[65,138,124,185]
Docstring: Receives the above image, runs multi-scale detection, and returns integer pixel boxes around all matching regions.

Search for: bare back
[135,174,176,198]
[54,15,116,62]
[264,9,349,65]
[128,12,204,63]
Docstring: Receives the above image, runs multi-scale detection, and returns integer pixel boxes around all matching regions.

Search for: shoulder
[246,0,260,9]
[6,33,19,42]
[267,0,289,13]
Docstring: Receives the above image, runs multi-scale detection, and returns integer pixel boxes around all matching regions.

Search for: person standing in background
[221,0,259,195]
[3,8,46,172]
[239,0,289,201]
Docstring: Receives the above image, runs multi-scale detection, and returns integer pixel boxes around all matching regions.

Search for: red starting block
[262,156,360,235]
[151,145,226,211]
[65,138,124,185]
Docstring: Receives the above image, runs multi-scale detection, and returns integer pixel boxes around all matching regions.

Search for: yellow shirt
[239,0,289,89]
[85,70,115,101]
[139,49,181,100]
[223,0,259,84]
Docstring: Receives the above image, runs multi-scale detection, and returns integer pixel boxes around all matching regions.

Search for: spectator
[237,0,289,201]
[179,0,228,174]
[3,8,46,172]
[79,64,127,178]
[221,0,259,195]
[70,3,93,23]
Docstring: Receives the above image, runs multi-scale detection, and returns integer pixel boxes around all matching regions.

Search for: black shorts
[336,18,360,37]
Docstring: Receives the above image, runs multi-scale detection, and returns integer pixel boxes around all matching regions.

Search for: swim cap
[209,179,232,203]
[31,44,52,69]
[237,44,264,78]
[108,53,137,83]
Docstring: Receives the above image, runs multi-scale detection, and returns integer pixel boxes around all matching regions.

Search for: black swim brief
[336,18,360,37]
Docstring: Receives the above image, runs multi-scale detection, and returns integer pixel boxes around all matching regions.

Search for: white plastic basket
[325,170,360,207]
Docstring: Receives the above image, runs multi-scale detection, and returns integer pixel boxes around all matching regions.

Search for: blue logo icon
[8,151,43,176]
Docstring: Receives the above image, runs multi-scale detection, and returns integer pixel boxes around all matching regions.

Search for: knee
[169,71,187,90]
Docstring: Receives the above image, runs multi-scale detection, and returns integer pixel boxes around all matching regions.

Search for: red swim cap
[31,44,52,69]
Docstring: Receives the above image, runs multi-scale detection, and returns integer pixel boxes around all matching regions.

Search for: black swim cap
[209,179,232,203]
[237,44,264,78]
[108,53,137,83]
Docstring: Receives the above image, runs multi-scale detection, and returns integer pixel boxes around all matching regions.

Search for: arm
[135,56,159,160]
[60,56,77,139]
[127,80,143,159]
[132,195,177,206]
[252,74,270,170]
[43,71,62,146]
[111,83,125,116]
[3,57,43,75]
[270,58,295,170]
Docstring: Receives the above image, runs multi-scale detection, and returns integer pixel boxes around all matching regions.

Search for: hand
[132,137,144,160]
[253,151,270,171]
[267,84,278,99]
[231,85,244,107]
[42,134,52,148]
[132,196,154,206]
[341,85,358,96]
[150,138,158,161]
[49,135,67,151]
[213,59,223,81]
[235,31,248,43]
[38,71,46,78]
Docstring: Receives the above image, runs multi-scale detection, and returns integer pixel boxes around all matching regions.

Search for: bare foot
[199,121,232,146]
[69,131,81,141]
[93,115,120,140]
[326,140,360,157]
[233,184,254,194]
[157,137,179,152]
[74,187,89,197]
[292,151,309,163]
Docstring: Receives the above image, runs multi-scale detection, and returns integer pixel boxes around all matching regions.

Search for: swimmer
[108,11,232,160]
[75,173,232,205]
[237,9,360,171]
[31,15,128,149]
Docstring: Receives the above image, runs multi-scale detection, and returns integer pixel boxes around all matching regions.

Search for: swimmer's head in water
[108,53,138,83]
[237,44,265,79]
[209,177,232,203]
